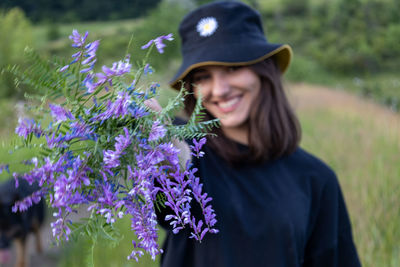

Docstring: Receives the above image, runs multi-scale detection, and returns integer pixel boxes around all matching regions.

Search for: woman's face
[192,65,261,131]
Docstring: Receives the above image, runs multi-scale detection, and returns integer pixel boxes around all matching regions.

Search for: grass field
[289,83,400,266]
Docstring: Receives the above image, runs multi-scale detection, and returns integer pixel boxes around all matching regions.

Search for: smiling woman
[191,65,261,143]
[155,1,362,267]
[183,58,299,164]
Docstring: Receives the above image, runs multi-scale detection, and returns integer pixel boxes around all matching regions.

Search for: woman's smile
[212,94,243,113]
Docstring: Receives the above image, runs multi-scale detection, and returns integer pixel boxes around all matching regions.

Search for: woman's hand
[144,98,163,113]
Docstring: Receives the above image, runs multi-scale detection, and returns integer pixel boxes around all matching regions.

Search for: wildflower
[143,64,153,75]
[93,91,147,121]
[60,30,99,74]
[190,137,206,158]
[148,120,167,142]
[103,149,120,169]
[141,34,174,54]
[21,157,38,166]
[6,29,219,262]
[149,82,160,94]
[69,121,96,141]
[13,173,19,188]
[69,29,88,48]
[126,201,162,261]
[0,164,9,174]
[103,128,132,169]
[102,55,131,76]
[50,216,72,241]
[15,118,43,139]
[49,104,75,123]
[115,127,132,153]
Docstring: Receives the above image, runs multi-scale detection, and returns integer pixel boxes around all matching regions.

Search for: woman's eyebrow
[193,69,207,74]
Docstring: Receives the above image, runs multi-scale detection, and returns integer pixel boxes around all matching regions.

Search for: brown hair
[183,58,301,165]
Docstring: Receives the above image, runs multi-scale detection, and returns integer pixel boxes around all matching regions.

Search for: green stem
[134,43,154,88]
[74,46,86,100]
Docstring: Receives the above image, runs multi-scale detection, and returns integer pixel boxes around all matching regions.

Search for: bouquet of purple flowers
[5,30,219,262]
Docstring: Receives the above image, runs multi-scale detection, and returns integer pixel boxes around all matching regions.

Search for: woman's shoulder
[283,147,338,186]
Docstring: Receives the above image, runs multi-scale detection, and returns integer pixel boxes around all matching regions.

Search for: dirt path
[288,83,400,140]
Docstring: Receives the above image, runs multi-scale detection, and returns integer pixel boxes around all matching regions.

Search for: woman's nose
[211,74,230,97]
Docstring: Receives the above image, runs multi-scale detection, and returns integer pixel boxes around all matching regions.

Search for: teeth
[218,97,240,109]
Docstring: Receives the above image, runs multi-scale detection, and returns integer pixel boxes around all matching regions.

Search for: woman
[156,1,361,267]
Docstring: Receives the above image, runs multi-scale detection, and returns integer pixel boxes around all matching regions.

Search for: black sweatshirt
[158,143,361,267]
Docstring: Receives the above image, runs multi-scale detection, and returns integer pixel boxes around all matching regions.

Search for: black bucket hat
[170,1,292,89]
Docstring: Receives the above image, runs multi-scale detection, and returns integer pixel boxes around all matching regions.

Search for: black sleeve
[303,174,362,267]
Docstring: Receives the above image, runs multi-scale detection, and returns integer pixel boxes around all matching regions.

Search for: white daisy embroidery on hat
[196,17,218,37]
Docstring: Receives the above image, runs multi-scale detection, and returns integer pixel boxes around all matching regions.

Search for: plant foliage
[4,30,219,264]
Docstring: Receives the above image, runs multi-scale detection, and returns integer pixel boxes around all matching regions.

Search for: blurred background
[0,0,399,266]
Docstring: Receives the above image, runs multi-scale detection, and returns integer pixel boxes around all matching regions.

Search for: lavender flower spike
[190,137,207,158]
[141,34,174,54]
[0,164,10,174]
[15,118,43,139]
[148,120,167,142]
[69,29,88,48]
[49,104,75,123]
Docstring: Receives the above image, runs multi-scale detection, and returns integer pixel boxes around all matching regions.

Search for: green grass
[0,98,37,182]
[295,86,400,266]
[284,53,400,111]
[58,217,165,267]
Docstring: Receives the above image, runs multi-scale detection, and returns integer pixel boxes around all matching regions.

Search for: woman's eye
[227,66,242,72]
[193,74,210,83]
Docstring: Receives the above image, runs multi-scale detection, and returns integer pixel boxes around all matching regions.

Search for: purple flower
[12,29,220,262]
[102,56,131,76]
[82,40,99,65]
[103,128,132,169]
[45,121,96,148]
[59,65,69,72]
[148,120,167,142]
[115,127,132,152]
[125,200,162,261]
[15,118,43,139]
[69,29,88,48]
[50,216,71,241]
[49,104,75,123]
[21,157,38,166]
[190,137,206,158]
[12,190,45,212]
[13,173,19,188]
[60,30,99,74]
[141,34,174,54]
[91,182,124,224]
[103,149,120,169]
[0,164,9,174]
[66,156,92,190]
[157,142,180,166]
[188,171,218,238]
[92,91,147,121]
[143,64,153,75]
[149,83,160,94]
[69,121,96,141]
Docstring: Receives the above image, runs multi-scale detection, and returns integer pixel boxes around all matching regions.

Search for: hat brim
[170,44,292,90]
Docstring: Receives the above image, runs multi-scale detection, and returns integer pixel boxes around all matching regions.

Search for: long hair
[183,58,301,165]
